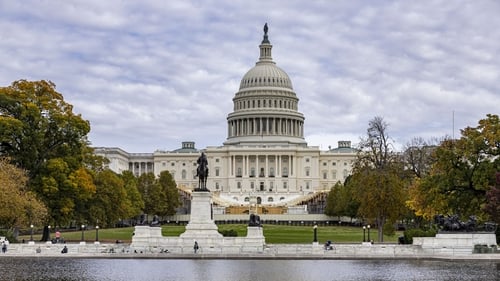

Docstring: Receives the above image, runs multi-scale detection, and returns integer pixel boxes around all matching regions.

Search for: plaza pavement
[1,242,499,260]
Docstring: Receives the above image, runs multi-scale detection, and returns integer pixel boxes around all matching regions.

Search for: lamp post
[367,225,371,243]
[48,225,51,242]
[363,226,366,242]
[30,224,34,241]
[95,225,99,243]
[313,224,318,243]
[81,224,85,242]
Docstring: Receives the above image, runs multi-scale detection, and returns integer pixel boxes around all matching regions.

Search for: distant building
[94,25,357,213]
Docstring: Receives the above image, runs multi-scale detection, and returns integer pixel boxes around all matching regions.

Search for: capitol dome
[224,24,306,147]
[239,63,293,90]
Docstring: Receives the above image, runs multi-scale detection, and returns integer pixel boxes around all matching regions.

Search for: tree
[89,169,129,227]
[349,116,408,242]
[0,80,94,225]
[0,157,48,231]
[403,137,440,178]
[484,173,500,224]
[137,172,163,219]
[158,170,180,217]
[408,114,499,221]
[325,180,359,221]
[402,137,441,226]
[120,171,145,219]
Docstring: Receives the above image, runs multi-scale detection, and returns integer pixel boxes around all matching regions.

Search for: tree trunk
[41,225,49,241]
[377,216,386,242]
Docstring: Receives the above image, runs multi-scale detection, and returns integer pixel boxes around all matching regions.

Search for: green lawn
[19,224,401,244]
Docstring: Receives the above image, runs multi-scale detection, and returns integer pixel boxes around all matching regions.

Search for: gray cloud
[1,0,498,152]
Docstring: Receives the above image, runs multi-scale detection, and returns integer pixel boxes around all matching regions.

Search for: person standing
[194,241,199,253]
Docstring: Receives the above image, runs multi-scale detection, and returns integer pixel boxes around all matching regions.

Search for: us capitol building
[95,25,356,215]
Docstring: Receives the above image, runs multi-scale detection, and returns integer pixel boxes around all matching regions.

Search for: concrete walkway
[1,242,499,260]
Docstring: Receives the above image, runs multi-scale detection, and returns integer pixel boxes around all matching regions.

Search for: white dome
[225,24,306,147]
[239,63,293,90]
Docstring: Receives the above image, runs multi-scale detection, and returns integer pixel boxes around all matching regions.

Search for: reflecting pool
[0,258,498,281]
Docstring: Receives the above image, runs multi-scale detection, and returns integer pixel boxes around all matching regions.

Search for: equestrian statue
[195,152,209,191]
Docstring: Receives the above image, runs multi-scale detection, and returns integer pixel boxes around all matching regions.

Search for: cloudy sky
[1,1,499,152]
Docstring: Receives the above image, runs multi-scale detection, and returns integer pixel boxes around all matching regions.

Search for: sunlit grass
[19,224,401,244]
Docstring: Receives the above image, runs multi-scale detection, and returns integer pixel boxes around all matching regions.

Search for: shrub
[402,228,436,244]
[219,229,238,237]
[0,230,17,243]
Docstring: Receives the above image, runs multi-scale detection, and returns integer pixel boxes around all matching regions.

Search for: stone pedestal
[131,225,163,247]
[413,232,497,255]
[180,191,222,239]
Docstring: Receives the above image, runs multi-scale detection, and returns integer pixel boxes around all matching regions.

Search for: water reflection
[0,258,497,281]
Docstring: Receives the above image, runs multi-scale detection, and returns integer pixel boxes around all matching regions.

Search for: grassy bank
[19,224,401,244]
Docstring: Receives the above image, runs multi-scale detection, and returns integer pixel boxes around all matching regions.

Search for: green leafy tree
[137,172,163,219]
[120,171,145,218]
[89,169,129,227]
[325,180,359,221]
[349,116,408,242]
[0,80,93,225]
[158,170,180,217]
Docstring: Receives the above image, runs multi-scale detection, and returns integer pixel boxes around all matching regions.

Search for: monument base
[180,191,222,239]
[131,189,265,253]
[413,232,497,255]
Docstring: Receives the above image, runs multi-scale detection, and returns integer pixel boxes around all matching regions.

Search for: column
[259,118,263,135]
[277,155,280,176]
[255,154,259,178]
[232,155,235,176]
[245,155,248,176]
[265,155,268,178]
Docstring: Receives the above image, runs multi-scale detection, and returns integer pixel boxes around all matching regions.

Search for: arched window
[268,197,274,202]
[244,197,250,202]
[182,170,186,179]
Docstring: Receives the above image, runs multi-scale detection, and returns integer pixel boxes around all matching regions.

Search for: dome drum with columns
[94,24,356,215]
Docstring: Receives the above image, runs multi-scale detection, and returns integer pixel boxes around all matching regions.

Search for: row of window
[174,167,348,180]
[231,181,311,190]
[236,167,287,177]
[234,97,297,110]
[240,76,291,88]
[323,161,350,166]
[161,160,348,168]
